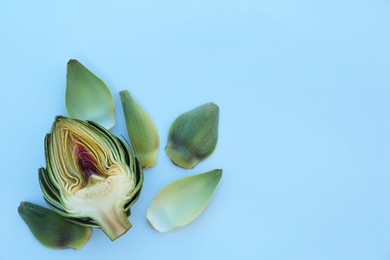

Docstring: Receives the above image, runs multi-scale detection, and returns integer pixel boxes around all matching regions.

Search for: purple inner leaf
[75,144,99,181]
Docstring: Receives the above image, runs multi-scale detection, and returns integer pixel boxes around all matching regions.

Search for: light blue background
[1,0,390,259]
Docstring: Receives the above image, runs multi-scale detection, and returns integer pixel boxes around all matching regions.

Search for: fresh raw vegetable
[166,103,219,169]
[18,202,91,249]
[39,116,143,240]
[147,169,222,232]
[66,59,115,129]
[120,90,160,168]
[19,60,223,248]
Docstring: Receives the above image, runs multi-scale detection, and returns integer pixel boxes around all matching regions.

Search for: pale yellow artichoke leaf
[146,169,222,232]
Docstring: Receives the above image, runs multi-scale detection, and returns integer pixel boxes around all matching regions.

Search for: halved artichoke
[39,116,143,240]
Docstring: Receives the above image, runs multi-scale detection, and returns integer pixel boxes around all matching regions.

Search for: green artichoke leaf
[18,202,91,249]
[39,116,143,240]
[146,169,222,232]
[66,59,115,129]
[120,90,160,168]
[166,102,219,169]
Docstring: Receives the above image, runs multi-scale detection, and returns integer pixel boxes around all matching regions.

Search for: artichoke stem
[94,206,132,241]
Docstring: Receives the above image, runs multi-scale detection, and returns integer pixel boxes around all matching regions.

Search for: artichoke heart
[39,116,143,240]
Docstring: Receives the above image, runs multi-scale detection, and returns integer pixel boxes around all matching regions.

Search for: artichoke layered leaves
[39,116,143,240]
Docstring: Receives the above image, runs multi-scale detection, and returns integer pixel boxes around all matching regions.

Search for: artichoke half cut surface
[39,116,143,240]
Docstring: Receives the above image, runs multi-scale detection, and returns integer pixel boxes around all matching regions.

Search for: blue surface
[1,0,390,259]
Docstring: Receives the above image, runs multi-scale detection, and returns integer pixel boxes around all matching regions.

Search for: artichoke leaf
[38,168,62,208]
[166,102,219,169]
[120,90,160,168]
[66,59,115,129]
[146,169,222,232]
[18,202,91,249]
